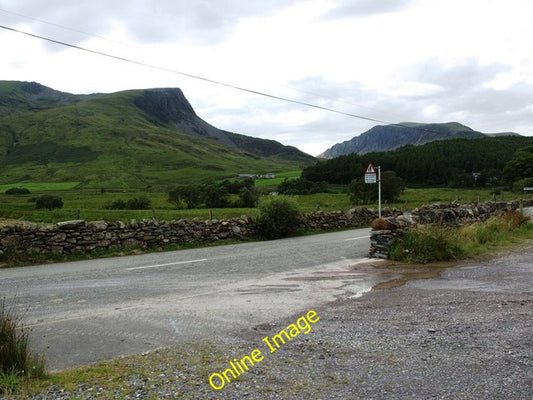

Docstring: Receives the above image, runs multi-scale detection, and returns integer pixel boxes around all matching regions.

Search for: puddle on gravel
[371,260,459,290]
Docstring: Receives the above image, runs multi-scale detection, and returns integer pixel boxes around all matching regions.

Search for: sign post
[365,163,381,218]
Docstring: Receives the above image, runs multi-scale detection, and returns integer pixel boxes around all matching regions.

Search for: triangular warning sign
[365,163,375,174]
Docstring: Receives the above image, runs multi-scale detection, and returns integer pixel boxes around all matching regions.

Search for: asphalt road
[1,228,387,370]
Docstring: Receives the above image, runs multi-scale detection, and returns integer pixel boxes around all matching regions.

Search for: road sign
[364,163,381,218]
[365,173,377,183]
[365,163,377,183]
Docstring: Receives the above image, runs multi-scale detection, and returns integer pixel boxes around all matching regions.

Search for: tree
[348,178,375,205]
[169,185,202,209]
[504,146,533,182]
[203,184,230,208]
[380,170,406,202]
[348,170,405,205]
[278,178,328,195]
[35,195,63,210]
[237,187,259,208]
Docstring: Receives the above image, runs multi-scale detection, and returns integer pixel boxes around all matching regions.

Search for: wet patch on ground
[371,260,460,290]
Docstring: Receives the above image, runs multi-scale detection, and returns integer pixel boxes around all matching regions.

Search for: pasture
[0,182,520,224]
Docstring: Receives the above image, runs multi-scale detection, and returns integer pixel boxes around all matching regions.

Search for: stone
[1,235,21,247]
[49,233,67,243]
[122,238,143,248]
[56,220,86,230]
[88,221,108,231]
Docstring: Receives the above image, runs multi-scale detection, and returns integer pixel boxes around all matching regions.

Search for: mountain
[303,135,533,186]
[319,122,488,158]
[485,132,523,137]
[0,81,315,188]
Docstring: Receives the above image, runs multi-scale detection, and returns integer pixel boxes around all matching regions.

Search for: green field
[254,170,301,187]
[0,183,523,224]
[0,182,80,192]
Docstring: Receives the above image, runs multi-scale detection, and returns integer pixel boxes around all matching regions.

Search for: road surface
[1,228,387,370]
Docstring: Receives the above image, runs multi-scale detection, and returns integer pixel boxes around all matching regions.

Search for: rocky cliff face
[319,122,486,158]
[133,88,237,147]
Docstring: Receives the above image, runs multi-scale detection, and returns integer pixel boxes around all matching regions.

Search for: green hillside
[0,81,315,189]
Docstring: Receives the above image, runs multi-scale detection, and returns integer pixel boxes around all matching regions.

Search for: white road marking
[343,235,370,242]
[168,317,180,334]
[126,258,207,271]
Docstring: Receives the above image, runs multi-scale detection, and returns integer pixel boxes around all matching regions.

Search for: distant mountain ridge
[319,122,521,158]
[0,81,315,188]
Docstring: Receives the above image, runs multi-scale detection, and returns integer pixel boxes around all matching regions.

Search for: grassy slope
[0,85,311,189]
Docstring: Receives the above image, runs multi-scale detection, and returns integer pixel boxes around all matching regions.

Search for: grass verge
[8,342,227,399]
[0,299,47,395]
[390,211,533,263]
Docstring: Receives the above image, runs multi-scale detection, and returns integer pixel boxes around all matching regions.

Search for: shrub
[255,196,303,239]
[4,188,30,195]
[512,177,533,193]
[103,197,151,210]
[0,298,46,394]
[390,226,462,263]
[237,187,259,208]
[504,209,531,229]
[168,186,202,209]
[103,199,127,210]
[125,196,151,210]
[35,195,63,210]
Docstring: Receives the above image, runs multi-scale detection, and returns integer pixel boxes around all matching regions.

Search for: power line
[0,23,450,137]
[2,7,413,124]
[0,23,393,125]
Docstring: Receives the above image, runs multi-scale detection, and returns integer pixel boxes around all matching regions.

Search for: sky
[1,0,532,156]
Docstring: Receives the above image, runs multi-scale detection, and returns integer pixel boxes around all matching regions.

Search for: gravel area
[4,246,532,399]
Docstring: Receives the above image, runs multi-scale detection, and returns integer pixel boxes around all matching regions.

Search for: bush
[35,195,63,210]
[168,186,202,209]
[255,196,303,240]
[4,188,30,195]
[237,187,259,208]
[512,177,533,193]
[125,196,151,210]
[103,197,151,210]
[278,178,328,195]
[103,199,127,210]
[390,226,462,263]
[0,298,46,394]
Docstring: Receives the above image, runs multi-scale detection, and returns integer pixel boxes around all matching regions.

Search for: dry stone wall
[0,207,396,257]
[369,200,533,259]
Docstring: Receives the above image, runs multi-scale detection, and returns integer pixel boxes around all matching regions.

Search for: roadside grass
[13,342,227,398]
[0,299,47,395]
[390,212,533,263]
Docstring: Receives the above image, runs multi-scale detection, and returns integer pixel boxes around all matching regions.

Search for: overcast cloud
[1,0,532,155]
